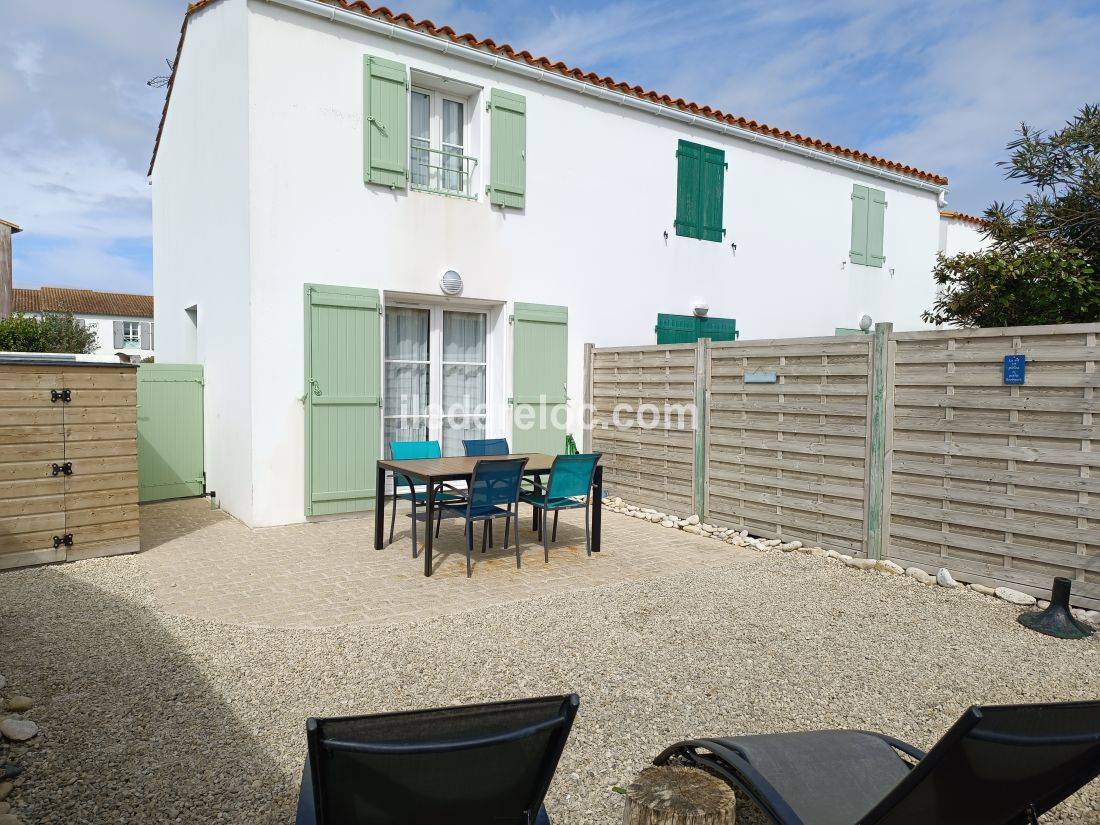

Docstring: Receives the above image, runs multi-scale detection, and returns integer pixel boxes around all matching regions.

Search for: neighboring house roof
[12,287,154,318]
[149,0,949,187]
[939,210,988,228]
[0,218,22,233]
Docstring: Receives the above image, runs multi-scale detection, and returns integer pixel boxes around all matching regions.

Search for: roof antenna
[147,58,176,89]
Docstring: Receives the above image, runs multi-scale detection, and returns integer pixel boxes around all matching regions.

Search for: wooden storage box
[0,357,140,570]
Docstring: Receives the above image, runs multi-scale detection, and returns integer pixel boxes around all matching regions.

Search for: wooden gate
[137,364,204,502]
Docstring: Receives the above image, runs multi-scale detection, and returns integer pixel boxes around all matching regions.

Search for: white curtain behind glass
[442,99,464,192]
[442,311,486,455]
[410,91,430,188]
[384,308,429,449]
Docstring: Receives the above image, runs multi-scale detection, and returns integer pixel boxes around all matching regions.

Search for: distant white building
[12,287,154,361]
[939,210,991,257]
[150,0,978,526]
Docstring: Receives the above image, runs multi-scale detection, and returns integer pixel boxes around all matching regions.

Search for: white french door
[383,305,487,456]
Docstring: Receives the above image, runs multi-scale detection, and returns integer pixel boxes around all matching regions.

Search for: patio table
[374,453,604,576]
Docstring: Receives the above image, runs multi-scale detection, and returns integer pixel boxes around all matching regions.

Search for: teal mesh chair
[440,457,529,577]
[521,453,601,561]
[462,438,510,456]
[388,440,466,558]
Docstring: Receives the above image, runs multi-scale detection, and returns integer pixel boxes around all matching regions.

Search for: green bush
[0,312,99,354]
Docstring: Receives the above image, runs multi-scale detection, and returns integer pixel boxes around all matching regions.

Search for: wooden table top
[379,453,561,480]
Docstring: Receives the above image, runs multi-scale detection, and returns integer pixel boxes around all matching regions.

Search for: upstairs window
[123,321,141,349]
[410,88,470,196]
[675,139,726,242]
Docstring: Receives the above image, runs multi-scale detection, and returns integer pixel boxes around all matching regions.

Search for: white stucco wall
[154,0,950,526]
[151,0,254,522]
[939,215,991,257]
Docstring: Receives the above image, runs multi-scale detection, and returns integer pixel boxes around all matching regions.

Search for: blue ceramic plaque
[1003,354,1026,385]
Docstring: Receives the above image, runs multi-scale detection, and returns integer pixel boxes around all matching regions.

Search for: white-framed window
[409,86,472,197]
[123,321,141,349]
[383,305,487,456]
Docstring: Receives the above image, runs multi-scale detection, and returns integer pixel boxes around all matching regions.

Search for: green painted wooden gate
[512,303,568,454]
[137,363,205,502]
[304,284,381,516]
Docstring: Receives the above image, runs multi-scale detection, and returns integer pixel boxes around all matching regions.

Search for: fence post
[582,343,593,454]
[866,322,893,560]
[693,338,711,521]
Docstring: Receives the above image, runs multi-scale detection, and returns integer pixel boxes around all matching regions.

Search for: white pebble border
[602,497,1100,628]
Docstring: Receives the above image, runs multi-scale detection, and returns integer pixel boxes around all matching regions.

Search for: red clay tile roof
[149,0,949,186]
[939,210,988,227]
[12,288,153,318]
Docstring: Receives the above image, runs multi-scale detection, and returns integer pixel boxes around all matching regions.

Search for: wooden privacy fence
[586,322,1100,609]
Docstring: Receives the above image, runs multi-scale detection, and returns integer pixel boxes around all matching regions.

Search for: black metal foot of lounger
[654,700,1100,825]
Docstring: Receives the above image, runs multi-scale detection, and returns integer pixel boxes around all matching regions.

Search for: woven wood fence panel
[590,344,697,515]
[706,336,874,556]
[888,325,1100,609]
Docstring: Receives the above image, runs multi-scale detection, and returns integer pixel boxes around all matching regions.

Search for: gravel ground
[1,545,1098,824]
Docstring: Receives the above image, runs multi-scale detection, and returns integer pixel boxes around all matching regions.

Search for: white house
[939,210,991,256]
[12,287,155,361]
[151,0,972,527]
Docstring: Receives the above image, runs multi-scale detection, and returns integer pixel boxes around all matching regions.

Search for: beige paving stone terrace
[137,499,748,628]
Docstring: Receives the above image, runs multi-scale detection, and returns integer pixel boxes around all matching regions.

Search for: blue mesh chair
[521,453,601,561]
[440,457,528,577]
[388,440,466,558]
[463,438,511,456]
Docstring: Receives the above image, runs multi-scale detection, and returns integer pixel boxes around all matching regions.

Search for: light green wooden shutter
[867,187,887,267]
[699,145,726,242]
[363,55,407,189]
[511,303,567,454]
[675,140,702,239]
[489,89,526,208]
[850,184,869,265]
[304,284,381,516]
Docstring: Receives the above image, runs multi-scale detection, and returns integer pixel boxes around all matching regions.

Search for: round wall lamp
[440,269,463,296]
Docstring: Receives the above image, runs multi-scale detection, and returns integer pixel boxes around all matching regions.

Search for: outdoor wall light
[730,242,738,251]
[440,269,463,296]
[663,230,669,240]
[859,314,873,332]
[693,302,710,318]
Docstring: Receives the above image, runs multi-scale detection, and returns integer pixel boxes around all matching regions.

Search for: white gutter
[262,0,947,196]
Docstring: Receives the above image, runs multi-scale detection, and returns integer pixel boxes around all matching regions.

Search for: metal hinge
[52,533,73,549]
[51,462,73,477]
[50,389,72,403]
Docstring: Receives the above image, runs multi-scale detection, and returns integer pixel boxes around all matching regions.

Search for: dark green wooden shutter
[304,284,381,516]
[699,145,726,242]
[675,140,702,239]
[656,313,700,344]
[363,55,407,189]
[867,187,887,267]
[697,315,736,341]
[850,184,869,265]
[489,89,526,208]
[511,303,567,454]
[656,314,737,344]
[676,140,724,242]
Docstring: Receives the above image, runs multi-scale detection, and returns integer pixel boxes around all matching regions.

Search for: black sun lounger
[296,693,578,825]
[654,700,1100,825]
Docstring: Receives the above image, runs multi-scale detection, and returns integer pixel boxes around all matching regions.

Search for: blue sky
[1,0,1098,293]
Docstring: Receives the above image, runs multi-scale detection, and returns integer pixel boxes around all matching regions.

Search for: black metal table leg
[591,465,603,552]
[424,477,436,577]
[374,463,386,550]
